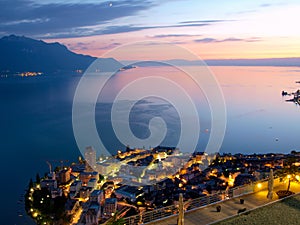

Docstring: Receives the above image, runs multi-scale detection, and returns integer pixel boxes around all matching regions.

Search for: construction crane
[46,161,52,173]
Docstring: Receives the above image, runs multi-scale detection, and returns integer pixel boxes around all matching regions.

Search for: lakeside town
[24,146,300,225]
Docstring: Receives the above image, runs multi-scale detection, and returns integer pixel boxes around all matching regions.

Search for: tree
[36,173,41,184]
[283,156,296,168]
[98,174,105,183]
[54,166,61,173]
[275,157,297,198]
[29,178,33,189]
[106,212,125,225]
[290,150,297,155]
[206,185,212,194]
[25,179,33,212]
[111,192,117,198]
[223,170,230,178]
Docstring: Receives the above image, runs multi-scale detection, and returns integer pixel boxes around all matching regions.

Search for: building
[89,190,104,204]
[70,180,82,193]
[51,188,63,198]
[115,185,144,202]
[85,204,101,225]
[40,179,57,191]
[65,199,80,216]
[85,146,97,171]
[87,178,98,190]
[57,168,71,184]
[103,198,117,217]
[79,171,98,185]
[96,162,114,175]
[96,158,120,175]
[79,187,91,200]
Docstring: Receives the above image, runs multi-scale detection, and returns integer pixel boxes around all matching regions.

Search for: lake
[1,66,300,224]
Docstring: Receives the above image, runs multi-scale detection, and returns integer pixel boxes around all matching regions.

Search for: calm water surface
[1,66,300,224]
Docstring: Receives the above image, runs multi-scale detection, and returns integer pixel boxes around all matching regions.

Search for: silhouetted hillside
[0,35,120,73]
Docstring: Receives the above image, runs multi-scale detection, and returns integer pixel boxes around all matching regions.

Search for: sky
[1,0,300,59]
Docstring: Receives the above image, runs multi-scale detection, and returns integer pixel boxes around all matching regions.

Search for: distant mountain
[205,58,300,67]
[0,35,123,73]
[164,58,300,67]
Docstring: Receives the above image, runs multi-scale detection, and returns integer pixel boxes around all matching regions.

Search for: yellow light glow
[257,183,262,188]
[296,175,300,181]
[287,175,292,179]
[32,212,38,218]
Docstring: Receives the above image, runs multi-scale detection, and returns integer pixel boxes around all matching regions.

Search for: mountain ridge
[0,35,123,74]
[1,35,299,73]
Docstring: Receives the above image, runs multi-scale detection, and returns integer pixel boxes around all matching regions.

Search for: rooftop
[105,198,117,204]
[90,189,103,196]
[116,185,142,194]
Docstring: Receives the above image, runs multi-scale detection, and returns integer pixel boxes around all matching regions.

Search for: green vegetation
[275,155,299,198]
[25,177,70,225]
[106,212,126,225]
[214,194,300,225]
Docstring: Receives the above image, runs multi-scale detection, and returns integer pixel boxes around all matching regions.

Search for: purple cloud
[152,34,202,38]
[194,37,262,43]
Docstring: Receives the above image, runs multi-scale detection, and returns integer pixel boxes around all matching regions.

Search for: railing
[122,178,283,225]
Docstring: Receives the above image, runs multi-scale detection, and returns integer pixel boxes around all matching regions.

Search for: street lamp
[257,183,262,189]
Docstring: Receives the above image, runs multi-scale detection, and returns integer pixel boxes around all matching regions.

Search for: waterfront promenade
[149,182,300,225]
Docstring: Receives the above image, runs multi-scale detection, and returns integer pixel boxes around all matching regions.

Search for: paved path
[149,182,300,225]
